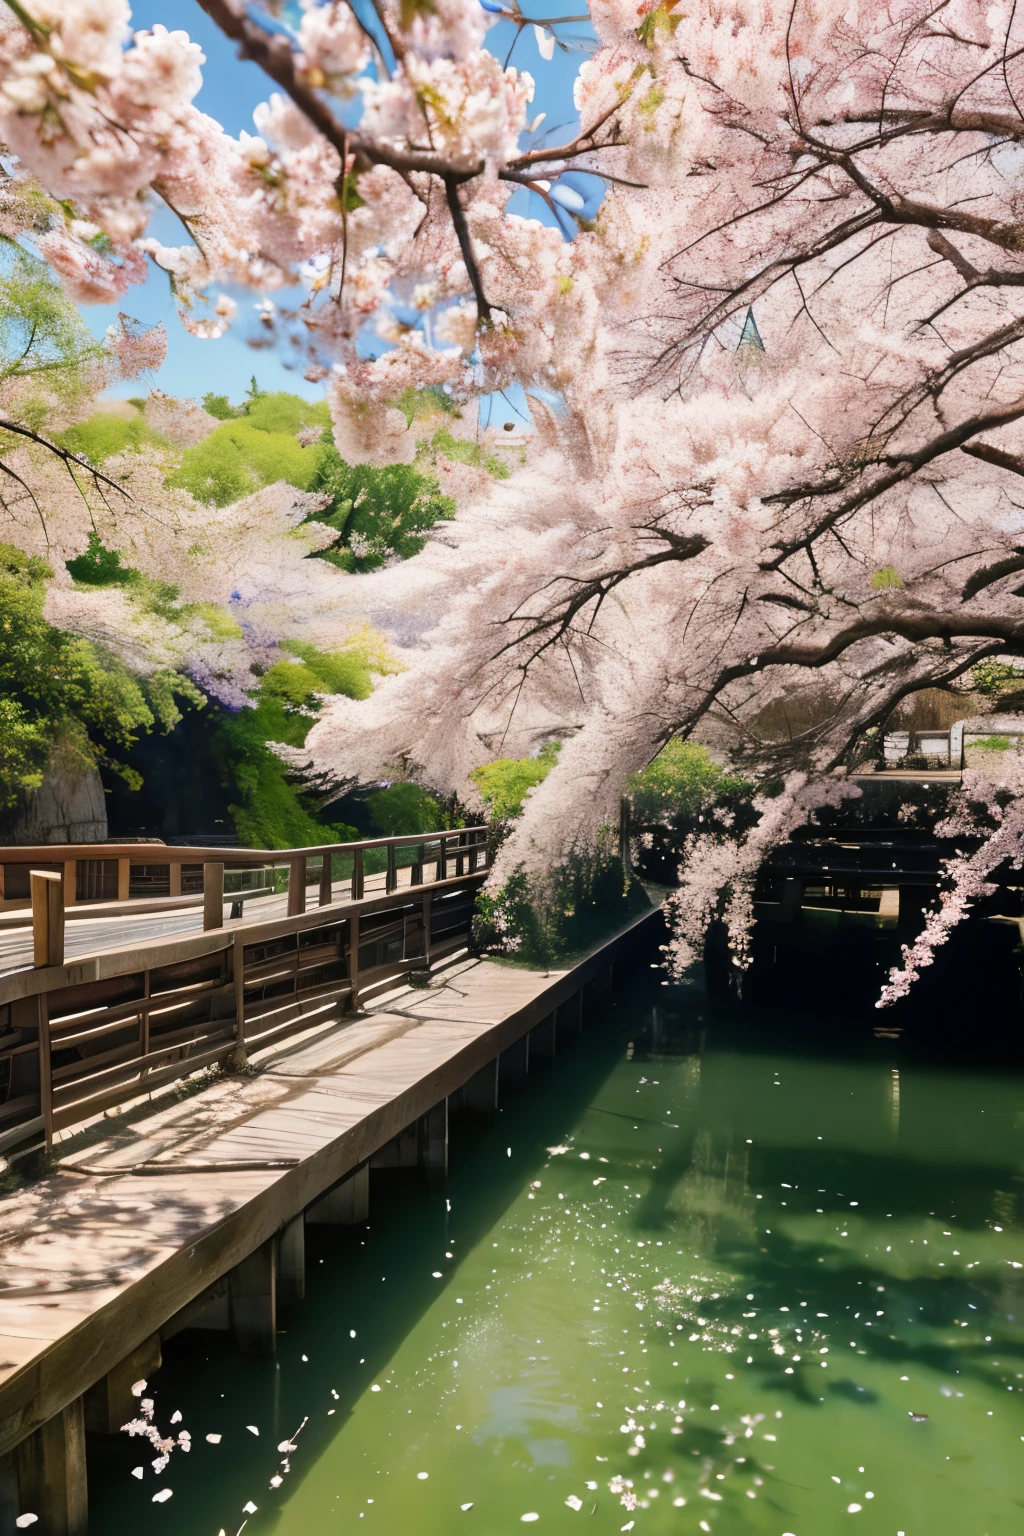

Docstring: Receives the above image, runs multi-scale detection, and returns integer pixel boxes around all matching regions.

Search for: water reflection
[90,962,1024,1536]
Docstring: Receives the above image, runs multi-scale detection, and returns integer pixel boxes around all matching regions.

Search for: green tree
[307,449,454,572]
[0,541,193,810]
[213,639,381,848]
[0,244,103,430]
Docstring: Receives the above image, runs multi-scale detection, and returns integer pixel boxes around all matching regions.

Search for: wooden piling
[16,1398,87,1536]
[229,1240,277,1356]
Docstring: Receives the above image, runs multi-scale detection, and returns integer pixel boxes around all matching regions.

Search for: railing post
[386,842,397,894]
[63,858,77,907]
[412,843,425,885]
[351,847,364,901]
[423,891,432,968]
[38,992,53,1153]
[31,870,64,968]
[117,857,130,902]
[233,931,246,1052]
[169,860,182,899]
[349,912,360,1010]
[435,836,446,883]
[319,851,333,907]
[203,861,225,931]
[455,832,466,878]
[287,856,306,917]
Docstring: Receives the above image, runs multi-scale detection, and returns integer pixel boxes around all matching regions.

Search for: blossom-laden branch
[877,758,1024,1005]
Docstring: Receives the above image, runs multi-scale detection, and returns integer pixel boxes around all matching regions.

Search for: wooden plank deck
[0,912,656,1458]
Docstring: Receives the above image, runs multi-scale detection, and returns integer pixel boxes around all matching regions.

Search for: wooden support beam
[278,1214,305,1307]
[499,1034,529,1090]
[419,1099,448,1184]
[306,1165,369,1226]
[202,861,225,931]
[16,1397,87,1536]
[63,860,77,908]
[169,861,182,899]
[370,1123,419,1169]
[0,1449,18,1532]
[351,847,364,901]
[530,1011,557,1059]
[31,871,64,969]
[84,1333,162,1435]
[463,1058,499,1111]
[386,843,397,894]
[229,1240,276,1357]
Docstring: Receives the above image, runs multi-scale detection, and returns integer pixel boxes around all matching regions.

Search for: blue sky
[87,2,593,415]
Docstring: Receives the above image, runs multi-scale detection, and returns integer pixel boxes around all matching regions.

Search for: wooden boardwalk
[0,911,656,1483]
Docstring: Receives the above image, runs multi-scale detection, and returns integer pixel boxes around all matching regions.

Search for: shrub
[470,741,561,821]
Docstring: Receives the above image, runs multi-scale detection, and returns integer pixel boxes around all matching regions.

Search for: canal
[89,955,1024,1536]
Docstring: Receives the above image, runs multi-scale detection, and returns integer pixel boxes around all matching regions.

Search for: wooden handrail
[0,857,489,1155]
[0,827,486,865]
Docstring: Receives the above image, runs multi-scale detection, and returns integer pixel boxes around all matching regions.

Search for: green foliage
[67,535,242,648]
[244,390,330,437]
[66,530,134,585]
[973,660,1024,695]
[364,782,448,836]
[475,850,650,968]
[307,448,454,571]
[213,638,379,848]
[0,245,102,425]
[166,418,320,505]
[423,424,512,479]
[392,384,459,426]
[627,739,748,821]
[0,541,195,809]
[202,392,245,420]
[968,734,1012,752]
[471,741,561,822]
[57,410,157,465]
[871,565,904,590]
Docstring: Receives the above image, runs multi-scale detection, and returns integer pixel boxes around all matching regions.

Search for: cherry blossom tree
[5,0,1024,986]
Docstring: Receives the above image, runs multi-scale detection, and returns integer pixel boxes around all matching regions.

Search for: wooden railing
[0,829,488,964]
[0,829,490,1157]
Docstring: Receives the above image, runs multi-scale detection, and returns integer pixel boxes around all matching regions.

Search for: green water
[91,968,1024,1536]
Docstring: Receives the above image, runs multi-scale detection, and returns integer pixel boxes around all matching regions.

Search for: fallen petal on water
[847,1504,862,1514]
[131,1468,143,1480]
[206,1433,222,1444]
[15,1517,38,1529]
[246,1426,259,1436]
[243,1501,258,1514]
[270,1476,283,1488]
[461,1504,473,1512]
[278,1441,296,1452]
[152,1489,172,1504]
[566,1495,583,1510]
